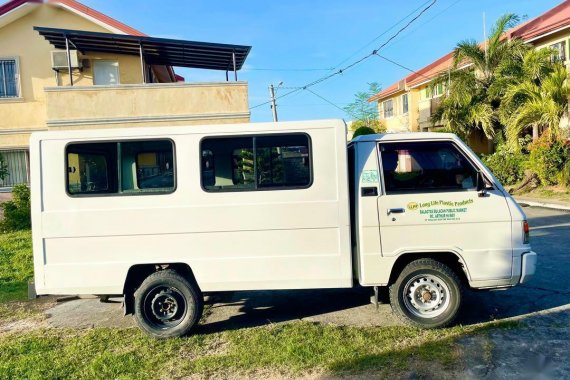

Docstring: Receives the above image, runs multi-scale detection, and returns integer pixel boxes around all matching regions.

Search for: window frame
[382,99,394,118]
[402,93,409,114]
[199,132,314,193]
[376,139,492,195]
[0,56,22,100]
[92,60,121,86]
[64,138,177,198]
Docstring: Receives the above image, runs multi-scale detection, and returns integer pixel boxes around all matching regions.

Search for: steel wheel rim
[143,286,188,329]
[403,274,451,318]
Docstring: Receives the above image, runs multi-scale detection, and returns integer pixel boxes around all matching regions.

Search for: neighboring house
[368,0,570,153]
[0,0,251,187]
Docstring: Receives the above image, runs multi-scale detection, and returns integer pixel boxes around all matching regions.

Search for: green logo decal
[361,170,379,183]
[406,198,474,222]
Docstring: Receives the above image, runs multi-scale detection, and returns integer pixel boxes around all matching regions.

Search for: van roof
[31,119,347,141]
[351,132,460,143]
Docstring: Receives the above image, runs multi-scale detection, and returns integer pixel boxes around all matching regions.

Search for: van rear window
[201,134,312,192]
[66,140,175,196]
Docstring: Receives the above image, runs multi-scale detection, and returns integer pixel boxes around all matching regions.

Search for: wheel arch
[122,263,199,315]
[387,251,471,287]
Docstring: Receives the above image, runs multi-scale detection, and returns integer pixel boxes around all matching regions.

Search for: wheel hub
[151,289,180,321]
[403,274,451,318]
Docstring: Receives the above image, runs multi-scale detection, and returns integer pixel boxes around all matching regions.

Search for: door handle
[361,187,378,197]
[387,208,405,215]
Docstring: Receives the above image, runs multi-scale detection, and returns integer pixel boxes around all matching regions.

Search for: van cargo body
[30,120,536,337]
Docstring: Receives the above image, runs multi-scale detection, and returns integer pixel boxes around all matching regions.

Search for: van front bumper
[519,251,537,284]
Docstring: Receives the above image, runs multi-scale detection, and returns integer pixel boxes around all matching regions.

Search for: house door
[93,61,119,85]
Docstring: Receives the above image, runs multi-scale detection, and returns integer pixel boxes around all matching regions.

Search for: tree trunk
[532,124,539,141]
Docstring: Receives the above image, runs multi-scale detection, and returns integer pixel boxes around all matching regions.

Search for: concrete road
[46,206,570,376]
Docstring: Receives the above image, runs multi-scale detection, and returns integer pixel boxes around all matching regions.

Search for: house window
[66,140,175,196]
[201,133,312,192]
[402,94,409,114]
[0,58,19,98]
[550,41,566,62]
[93,60,120,85]
[383,99,394,118]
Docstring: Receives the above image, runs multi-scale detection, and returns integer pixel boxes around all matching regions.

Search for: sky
[81,0,563,123]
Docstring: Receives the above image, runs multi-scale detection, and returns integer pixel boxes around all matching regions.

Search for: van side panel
[32,121,352,295]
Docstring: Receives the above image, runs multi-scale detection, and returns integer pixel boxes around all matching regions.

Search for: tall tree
[344,82,385,131]
[431,14,529,140]
[500,52,570,147]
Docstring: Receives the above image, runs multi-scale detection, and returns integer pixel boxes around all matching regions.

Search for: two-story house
[0,0,251,187]
[368,0,570,153]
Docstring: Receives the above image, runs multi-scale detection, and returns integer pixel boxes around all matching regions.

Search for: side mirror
[476,171,485,191]
[476,171,489,196]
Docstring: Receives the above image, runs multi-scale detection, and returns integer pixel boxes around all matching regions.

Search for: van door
[376,140,513,282]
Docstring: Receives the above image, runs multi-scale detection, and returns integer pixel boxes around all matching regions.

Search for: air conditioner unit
[51,50,82,70]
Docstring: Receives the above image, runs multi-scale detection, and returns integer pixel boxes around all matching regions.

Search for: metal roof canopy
[34,26,251,84]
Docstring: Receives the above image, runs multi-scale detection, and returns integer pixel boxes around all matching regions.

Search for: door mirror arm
[476,171,490,197]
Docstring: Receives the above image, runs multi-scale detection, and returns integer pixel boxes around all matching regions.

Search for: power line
[375,54,433,81]
[304,88,353,117]
[331,0,434,69]
[249,0,437,111]
[382,0,464,51]
[244,67,334,72]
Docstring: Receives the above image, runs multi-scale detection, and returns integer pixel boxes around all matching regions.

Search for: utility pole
[269,84,278,122]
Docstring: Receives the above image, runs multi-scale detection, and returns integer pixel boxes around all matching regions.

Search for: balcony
[418,97,442,131]
[44,82,250,130]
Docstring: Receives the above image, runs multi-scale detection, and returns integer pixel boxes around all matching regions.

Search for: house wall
[377,91,412,132]
[0,5,131,149]
[45,82,250,130]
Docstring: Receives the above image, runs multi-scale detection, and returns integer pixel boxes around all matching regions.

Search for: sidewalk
[514,195,570,211]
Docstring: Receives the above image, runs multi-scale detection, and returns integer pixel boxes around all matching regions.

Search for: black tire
[389,258,462,329]
[134,269,203,338]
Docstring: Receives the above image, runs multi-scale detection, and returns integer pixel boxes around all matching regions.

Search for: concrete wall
[0,4,250,150]
[0,5,128,148]
[45,82,250,130]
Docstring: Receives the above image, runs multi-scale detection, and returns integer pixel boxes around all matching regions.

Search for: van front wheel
[389,259,462,329]
[134,269,203,338]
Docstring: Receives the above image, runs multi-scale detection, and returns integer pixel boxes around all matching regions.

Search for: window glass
[0,59,18,98]
[550,41,566,62]
[383,100,394,118]
[66,140,174,196]
[201,134,311,192]
[402,94,409,114]
[380,141,478,194]
[67,143,117,195]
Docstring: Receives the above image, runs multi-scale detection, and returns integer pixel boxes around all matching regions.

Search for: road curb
[514,198,570,211]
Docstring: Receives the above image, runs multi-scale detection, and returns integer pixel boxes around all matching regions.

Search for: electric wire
[249,0,437,111]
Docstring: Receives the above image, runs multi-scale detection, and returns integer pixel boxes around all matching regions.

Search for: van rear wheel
[389,259,462,329]
[134,269,203,338]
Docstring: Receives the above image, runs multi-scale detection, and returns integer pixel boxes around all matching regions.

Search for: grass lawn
[0,230,520,379]
[519,185,570,203]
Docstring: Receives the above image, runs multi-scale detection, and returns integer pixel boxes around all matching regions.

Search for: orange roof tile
[369,0,570,102]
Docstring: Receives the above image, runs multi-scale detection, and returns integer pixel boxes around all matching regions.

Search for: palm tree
[431,14,529,140]
[500,50,570,148]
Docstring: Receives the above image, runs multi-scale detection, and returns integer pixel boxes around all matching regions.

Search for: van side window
[201,134,311,192]
[379,141,478,194]
[66,140,175,196]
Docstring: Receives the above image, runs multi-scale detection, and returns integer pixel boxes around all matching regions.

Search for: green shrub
[482,145,527,186]
[352,126,377,138]
[528,136,569,185]
[559,161,570,187]
[1,184,31,232]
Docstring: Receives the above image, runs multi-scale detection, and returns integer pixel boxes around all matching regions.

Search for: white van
[30,120,536,337]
